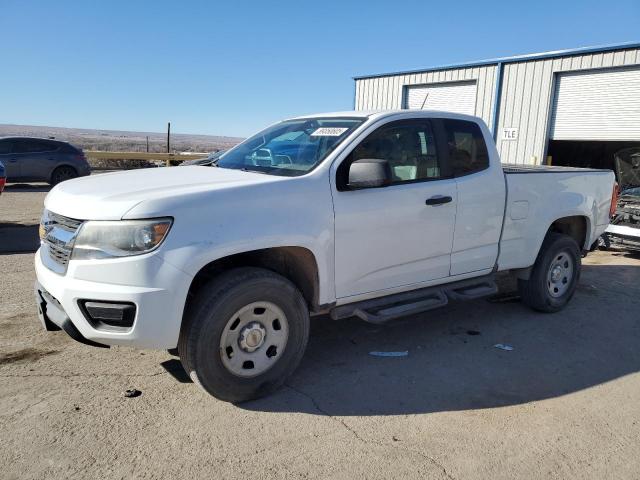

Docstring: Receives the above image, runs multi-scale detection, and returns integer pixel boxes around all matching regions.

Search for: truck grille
[47,241,73,265]
[40,211,84,270]
[48,211,83,231]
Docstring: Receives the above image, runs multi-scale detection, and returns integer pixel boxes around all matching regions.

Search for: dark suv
[0,137,91,185]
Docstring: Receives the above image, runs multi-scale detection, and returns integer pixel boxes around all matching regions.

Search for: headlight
[71,218,172,260]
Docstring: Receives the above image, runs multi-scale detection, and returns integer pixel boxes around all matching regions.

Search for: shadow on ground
[3,183,51,193]
[232,263,640,416]
[161,359,192,383]
[0,223,40,254]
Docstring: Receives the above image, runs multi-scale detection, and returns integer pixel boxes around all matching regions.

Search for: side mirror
[347,158,391,189]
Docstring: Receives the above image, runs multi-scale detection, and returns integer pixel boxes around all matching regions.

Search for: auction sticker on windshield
[311,127,349,136]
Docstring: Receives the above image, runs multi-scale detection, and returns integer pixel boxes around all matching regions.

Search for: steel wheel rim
[547,251,574,298]
[219,301,289,378]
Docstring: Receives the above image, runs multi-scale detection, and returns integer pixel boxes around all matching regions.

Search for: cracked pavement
[1,185,640,479]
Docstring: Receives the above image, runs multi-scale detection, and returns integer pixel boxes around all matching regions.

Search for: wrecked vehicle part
[603,149,640,251]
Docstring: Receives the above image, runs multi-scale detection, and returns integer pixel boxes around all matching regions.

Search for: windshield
[216,117,365,176]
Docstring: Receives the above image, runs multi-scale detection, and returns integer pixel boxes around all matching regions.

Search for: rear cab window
[440,119,489,176]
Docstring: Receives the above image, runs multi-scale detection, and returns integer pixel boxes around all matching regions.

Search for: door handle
[425,195,452,206]
[8,158,18,163]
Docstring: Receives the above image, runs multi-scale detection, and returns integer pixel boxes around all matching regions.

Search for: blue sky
[1,0,638,137]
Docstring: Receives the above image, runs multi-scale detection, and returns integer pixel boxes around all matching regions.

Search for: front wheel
[518,233,581,313]
[178,267,310,402]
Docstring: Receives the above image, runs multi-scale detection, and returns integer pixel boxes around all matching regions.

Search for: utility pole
[146,136,149,153]
[166,122,171,167]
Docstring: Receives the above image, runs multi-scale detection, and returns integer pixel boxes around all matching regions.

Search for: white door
[405,81,477,115]
[332,119,457,299]
[550,67,640,141]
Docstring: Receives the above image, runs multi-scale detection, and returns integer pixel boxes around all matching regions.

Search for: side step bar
[330,275,498,325]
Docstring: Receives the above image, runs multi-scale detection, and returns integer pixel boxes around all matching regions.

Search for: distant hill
[0,124,244,154]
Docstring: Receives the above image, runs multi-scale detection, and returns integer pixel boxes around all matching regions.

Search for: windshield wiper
[239,166,269,175]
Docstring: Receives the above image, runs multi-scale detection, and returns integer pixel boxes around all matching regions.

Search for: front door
[332,118,457,299]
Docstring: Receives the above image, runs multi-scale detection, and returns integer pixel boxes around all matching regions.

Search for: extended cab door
[332,118,457,299]
[437,118,506,275]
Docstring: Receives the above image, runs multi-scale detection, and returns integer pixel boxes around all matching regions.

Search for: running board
[330,275,498,325]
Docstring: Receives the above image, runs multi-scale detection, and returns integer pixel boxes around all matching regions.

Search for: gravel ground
[1,184,639,479]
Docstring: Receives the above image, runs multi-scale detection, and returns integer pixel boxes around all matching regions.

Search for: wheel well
[187,247,320,310]
[548,216,588,249]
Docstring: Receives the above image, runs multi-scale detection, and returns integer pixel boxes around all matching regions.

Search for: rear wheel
[50,166,78,185]
[178,267,310,403]
[518,233,581,312]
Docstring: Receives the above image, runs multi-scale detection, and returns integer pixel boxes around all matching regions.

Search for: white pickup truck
[35,111,616,402]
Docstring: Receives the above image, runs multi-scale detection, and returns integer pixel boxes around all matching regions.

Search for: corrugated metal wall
[354,65,497,129]
[354,47,640,165]
[497,47,640,164]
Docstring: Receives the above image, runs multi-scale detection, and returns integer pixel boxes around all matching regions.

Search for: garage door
[405,81,477,115]
[550,67,640,141]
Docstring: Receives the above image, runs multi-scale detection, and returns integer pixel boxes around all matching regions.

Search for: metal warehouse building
[353,42,640,169]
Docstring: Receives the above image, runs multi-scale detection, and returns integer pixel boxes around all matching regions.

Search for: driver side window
[345,120,441,186]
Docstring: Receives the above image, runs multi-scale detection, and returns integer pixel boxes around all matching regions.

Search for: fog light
[79,300,136,329]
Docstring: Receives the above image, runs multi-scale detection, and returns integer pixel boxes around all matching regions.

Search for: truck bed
[498,164,615,272]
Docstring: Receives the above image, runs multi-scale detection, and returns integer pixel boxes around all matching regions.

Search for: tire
[50,166,78,185]
[178,267,310,403]
[518,233,581,313]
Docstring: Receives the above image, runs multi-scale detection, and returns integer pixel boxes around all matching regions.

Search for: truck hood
[44,166,276,220]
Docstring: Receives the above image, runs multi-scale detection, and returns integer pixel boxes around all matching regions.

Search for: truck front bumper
[35,281,110,348]
[34,248,193,349]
